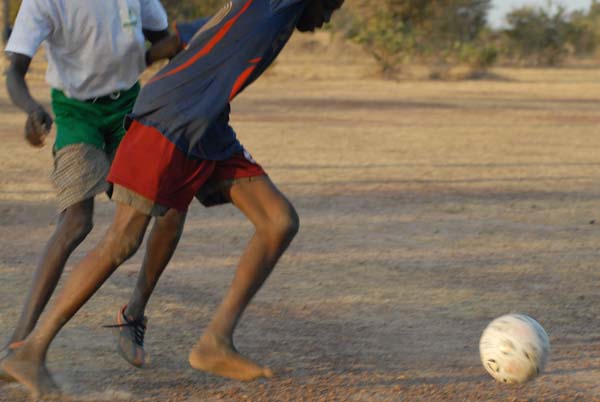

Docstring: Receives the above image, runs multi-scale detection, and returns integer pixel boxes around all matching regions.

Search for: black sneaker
[107,305,148,368]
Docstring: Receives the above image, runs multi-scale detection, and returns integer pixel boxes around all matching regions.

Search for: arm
[145,33,183,66]
[5,52,53,147]
[140,0,177,65]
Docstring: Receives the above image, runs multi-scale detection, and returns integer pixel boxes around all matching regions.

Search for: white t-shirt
[5,0,168,100]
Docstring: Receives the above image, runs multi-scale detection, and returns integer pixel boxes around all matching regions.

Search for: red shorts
[107,120,265,213]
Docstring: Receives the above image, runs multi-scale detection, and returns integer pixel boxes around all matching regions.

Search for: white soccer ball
[479,313,550,384]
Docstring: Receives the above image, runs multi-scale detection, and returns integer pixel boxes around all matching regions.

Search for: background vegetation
[334,0,600,76]
[160,0,222,20]
[3,0,600,77]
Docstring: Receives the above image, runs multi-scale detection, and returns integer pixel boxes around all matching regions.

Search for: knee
[60,211,94,246]
[263,204,299,245]
[157,212,186,245]
[284,206,300,240]
[104,229,143,266]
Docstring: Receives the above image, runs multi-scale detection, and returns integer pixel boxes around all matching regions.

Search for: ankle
[124,303,145,321]
[198,331,233,348]
[9,341,45,362]
[7,329,28,348]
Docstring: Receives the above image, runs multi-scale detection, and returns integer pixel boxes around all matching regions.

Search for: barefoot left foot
[0,347,16,382]
[0,347,61,399]
[188,334,273,381]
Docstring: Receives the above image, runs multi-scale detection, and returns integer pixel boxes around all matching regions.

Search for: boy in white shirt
[1,0,182,376]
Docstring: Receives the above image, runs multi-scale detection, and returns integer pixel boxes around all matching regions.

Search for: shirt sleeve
[4,0,54,57]
[140,0,169,31]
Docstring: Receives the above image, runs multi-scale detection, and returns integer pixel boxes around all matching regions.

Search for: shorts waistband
[52,82,141,104]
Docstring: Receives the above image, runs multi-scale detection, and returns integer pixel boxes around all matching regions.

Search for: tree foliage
[499,0,600,66]
[503,5,569,65]
[160,0,223,20]
[4,0,600,73]
[562,0,600,57]
[335,0,495,77]
[334,0,600,74]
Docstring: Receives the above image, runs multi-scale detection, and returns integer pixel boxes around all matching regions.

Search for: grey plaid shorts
[50,143,113,212]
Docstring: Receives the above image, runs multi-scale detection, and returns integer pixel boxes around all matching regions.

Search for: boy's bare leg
[0,198,94,382]
[0,203,150,399]
[189,176,299,381]
[125,209,187,320]
[113,209,187,367]
[6,199,94,344]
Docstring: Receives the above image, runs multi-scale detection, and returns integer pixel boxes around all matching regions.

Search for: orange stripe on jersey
[229,64,258,101]
[229,57,262,100]
[149,0,255,84]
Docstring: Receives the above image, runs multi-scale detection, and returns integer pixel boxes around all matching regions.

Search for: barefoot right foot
[188,334,273,381]
[0,348,60,399]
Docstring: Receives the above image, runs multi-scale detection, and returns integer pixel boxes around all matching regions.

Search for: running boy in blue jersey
[1,0,343,397]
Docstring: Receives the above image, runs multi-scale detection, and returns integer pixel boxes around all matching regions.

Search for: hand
[297,0,344,32]
[24,106,53,147]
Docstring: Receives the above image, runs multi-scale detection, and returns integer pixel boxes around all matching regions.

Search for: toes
[0,355,15,383]
[262,367,274,378]
[0,369,15,382]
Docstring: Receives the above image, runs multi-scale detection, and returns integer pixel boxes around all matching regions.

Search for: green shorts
[51,83,140,153]
[49,83,140,211]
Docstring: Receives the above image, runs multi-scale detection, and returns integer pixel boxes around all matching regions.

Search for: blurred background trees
[499,2,600,65]
[159,0,222,19]
[332,0,497,77]
[3,0,600,77]
[337,0,600,75]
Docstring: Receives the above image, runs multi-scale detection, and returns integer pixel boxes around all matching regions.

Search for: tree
[160,0,223,20]
[2,0,9,43]
[565,0,600,57]
[503,4,570,65]
[336,0,495,77]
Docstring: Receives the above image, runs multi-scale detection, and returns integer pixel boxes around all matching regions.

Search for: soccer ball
[479,314,550,384]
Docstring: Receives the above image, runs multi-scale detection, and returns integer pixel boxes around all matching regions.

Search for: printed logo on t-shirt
[123,6,139,29]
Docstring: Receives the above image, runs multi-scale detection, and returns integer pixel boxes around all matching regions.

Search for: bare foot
[188,334,273,381]
[0,348,16,382]
[0,348,60,399]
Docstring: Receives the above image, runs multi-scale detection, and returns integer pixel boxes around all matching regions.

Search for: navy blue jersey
[131,0,307,160]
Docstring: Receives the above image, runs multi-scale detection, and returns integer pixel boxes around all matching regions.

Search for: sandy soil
[1,34,600,401]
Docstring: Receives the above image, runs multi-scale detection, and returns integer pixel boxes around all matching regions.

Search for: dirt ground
[2,34,600,401]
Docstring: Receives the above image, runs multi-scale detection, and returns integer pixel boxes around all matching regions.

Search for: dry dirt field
[1,35,600,401]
